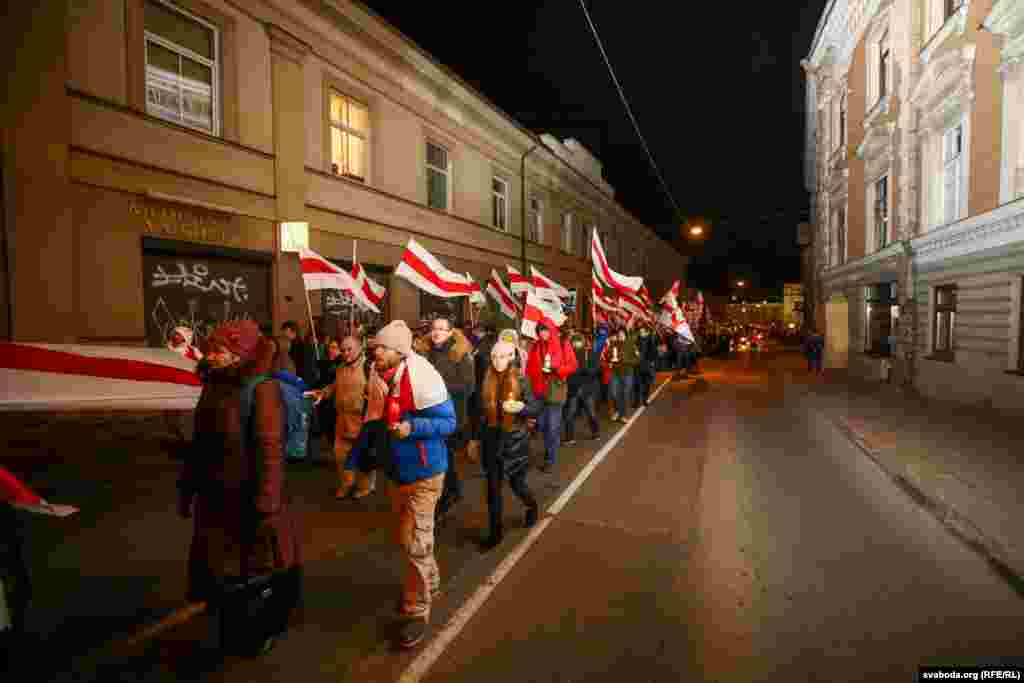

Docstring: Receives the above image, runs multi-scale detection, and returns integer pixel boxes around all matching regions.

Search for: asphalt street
[6,351,1024,682]
[420,353,1024,683]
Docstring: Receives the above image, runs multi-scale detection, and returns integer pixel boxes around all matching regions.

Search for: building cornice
[822,241,905,282]
[911,199,1024,266]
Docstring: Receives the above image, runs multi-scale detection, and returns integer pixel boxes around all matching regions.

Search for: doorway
[824,295,850,368]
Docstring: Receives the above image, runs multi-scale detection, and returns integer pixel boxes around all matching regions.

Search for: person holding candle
[477,340,543,550]
[525,323,576,473]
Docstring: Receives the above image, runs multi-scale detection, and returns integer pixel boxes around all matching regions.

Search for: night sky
[358,1,829,296]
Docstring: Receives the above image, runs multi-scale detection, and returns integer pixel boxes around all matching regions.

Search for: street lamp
[737,280,745,288]
[689,226,704,237]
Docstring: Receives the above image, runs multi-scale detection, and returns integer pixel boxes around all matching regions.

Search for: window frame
[527,196,544,243]
[425,140,452,212]
[864,282,897,356]
[942,121,965,225]
[142,0,221,136]
[491,176,510,232]
[931,284,958,360]
[874,175,890,252]
[326,89,370,183]
[833,204,847,266]
[878,32,890,102]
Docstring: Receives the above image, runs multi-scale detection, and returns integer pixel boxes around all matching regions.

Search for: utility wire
[578,0,682,217]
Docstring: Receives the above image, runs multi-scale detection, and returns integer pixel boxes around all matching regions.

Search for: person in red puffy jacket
[525,323,576,472]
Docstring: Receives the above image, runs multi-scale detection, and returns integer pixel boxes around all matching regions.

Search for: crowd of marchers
[146,315,700,655]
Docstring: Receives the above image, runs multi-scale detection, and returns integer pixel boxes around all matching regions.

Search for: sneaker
[398,618,429,649]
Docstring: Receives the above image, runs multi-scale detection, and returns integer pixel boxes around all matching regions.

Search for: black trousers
[482,449,536,537]
[563,391,598,441]
[436,432,464,518]
[636,372,653,405]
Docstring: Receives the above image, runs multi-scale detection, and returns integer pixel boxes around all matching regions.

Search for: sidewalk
[787,365,1024,590]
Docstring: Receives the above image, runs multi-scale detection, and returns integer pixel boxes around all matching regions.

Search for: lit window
[933,285,957,356]
[865,283,897,356]
[144,0,219,134]
[329,92,369,182]
[527,197,543,243]
[492,177,509,231]
[426,142,450,211]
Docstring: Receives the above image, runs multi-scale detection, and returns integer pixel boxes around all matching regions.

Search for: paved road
[420,353,1024,682]
[8,351,1024,681]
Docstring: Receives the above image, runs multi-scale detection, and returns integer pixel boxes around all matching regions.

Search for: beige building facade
[804,0,1024,412]
[0,0,686,348]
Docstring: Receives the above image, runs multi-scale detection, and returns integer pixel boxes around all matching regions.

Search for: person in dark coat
[563,330,600,444]
[314,338,343,465]
[179,320,302,656]
[414,317,475,526]
[635,323,659,407]
[477,340,542,551]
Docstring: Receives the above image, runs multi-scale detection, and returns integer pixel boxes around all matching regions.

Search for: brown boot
[335,470,356,499]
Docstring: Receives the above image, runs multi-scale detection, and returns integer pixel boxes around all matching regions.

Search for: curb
[820,403,1024,599]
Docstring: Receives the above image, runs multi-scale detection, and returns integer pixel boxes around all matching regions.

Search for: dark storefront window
[865,282,897,356]
[142,238,271,351]
[419,290,466,330]
[932,284,957,358]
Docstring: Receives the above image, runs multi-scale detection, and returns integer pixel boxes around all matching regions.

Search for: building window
[874,176,889,251]
[527,197,543,243]
[945,0,964,21]
[492,177,509,231]
[426,141,450,211]
[865,283,897,356]
[832,205,847,266]
[562,212,574,252]
[144,0,219,134]
[943,122,965,224]
[933,285,957,356]
[878,33,890,101]
[578,222,591,258]
[328,91,368,182]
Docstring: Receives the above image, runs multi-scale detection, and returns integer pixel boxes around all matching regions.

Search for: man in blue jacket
[369,320,456,649]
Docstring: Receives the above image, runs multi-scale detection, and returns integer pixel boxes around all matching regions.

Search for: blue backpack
[240,372,312,461]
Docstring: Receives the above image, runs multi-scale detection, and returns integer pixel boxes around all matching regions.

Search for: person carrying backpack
[179,320,302,657]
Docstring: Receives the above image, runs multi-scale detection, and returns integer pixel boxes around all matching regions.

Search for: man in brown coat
[313,336,372,499]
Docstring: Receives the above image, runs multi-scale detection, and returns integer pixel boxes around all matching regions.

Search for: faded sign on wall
[143,250,271,350]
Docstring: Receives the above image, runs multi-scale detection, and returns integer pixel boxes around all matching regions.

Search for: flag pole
[350,240,357,336]
[304,285,320,360]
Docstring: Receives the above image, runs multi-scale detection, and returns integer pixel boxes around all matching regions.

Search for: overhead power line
[578,1,682,218]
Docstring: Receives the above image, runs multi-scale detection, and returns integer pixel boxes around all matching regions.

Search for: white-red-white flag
[299,248,380,313]
[521,291,566,340]
[658,308,695,343]
[486,269,520,319]
[466,273,486,306]
[591,230,643,295]
[394,239,475,298]
[506,265,533,296]
[660,281,682,310]
[351,262,387,308]
[531,266,570,299]
[592,278,620,312]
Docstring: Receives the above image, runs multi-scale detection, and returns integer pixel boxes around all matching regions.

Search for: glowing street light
[737,280,746,288]
[689,226,704,236]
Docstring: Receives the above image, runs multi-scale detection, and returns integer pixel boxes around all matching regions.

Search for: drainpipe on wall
[520,143,539,276]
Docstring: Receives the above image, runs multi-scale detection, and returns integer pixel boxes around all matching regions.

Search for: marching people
[563,329,600,445]
[313,338,343,461]
[368,320,455,649]
[525,323,575,473]
[476,340,542,551]
[603,325,639,422]
[804,328,825,375]
[635,323,658,407]
[415,317,475,528]
[312,336,375,499]
[179,320,302,657]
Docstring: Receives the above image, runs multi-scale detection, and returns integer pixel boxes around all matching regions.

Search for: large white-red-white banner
[300,248,380,313]
[394,239,475,298]
[591,230,643,295]
[0,343,203,412]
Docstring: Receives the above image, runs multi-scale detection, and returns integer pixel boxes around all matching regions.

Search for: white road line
[398,376,676,682]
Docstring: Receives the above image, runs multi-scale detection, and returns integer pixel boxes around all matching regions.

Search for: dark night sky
[358,1,829,296]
